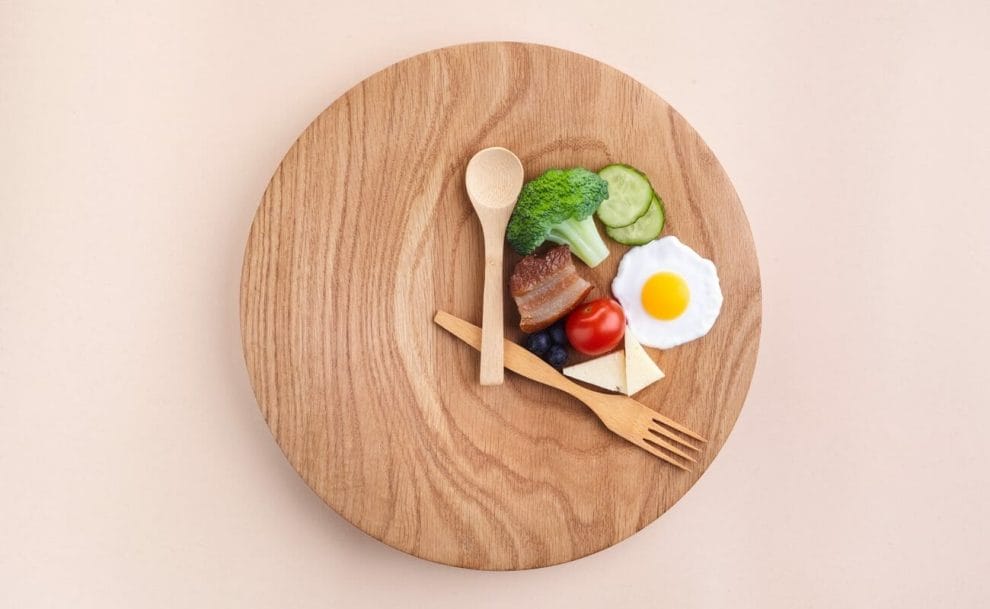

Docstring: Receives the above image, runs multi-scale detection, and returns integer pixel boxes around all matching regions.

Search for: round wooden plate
[240,42,761,570]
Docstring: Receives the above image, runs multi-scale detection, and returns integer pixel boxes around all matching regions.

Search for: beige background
[3,1,989,607]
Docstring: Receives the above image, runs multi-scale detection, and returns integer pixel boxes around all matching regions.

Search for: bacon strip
[510,245,593,333]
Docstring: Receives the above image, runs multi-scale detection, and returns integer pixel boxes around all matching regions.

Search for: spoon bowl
[466,147,525,213]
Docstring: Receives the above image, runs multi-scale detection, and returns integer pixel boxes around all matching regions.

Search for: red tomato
[565,298,625,356]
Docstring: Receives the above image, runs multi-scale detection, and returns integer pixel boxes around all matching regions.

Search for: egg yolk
[641,272,690,320]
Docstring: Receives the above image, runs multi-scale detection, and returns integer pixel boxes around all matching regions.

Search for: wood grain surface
[240,42,761,570]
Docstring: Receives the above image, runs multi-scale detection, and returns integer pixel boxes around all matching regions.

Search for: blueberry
[548,320,569,346]
[525,332,551,356]
[545,344,568,368]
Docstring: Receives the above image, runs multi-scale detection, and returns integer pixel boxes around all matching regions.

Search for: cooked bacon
[510,245,593,333]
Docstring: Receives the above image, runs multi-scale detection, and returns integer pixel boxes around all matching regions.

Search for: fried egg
[611,236,723,349]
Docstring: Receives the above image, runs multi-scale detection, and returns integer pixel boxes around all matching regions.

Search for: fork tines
[636,417,706,471]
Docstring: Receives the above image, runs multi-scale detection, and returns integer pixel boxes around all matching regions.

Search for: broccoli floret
[506,168,611,267]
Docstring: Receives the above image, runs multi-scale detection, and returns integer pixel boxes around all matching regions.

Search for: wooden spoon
[464,147,524,385]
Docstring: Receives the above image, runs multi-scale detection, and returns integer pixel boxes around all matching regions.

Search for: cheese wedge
[624,331,665,395]
[563,351,627,394]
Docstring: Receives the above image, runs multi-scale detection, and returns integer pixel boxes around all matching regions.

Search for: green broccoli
[505,168,611,267]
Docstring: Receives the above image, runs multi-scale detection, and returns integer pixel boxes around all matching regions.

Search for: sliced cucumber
[605,195,665,245]
[596,164,653,228]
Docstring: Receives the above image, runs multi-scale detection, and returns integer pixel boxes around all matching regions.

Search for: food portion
[564,298,625,356]
[525,332,551,356]
[563,351,627,394]
[547,319,569,347]
[595,165,654,228]
[623,330,665,395]
[525,319,572,368]
[510,245,593,333]
[562,332,664,396]
[612,236,723,349]
[545,343,568,368]
[605,195,665,245]
[506,168,611,268]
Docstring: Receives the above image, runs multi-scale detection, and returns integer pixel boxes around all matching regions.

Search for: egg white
[611,236,723,349]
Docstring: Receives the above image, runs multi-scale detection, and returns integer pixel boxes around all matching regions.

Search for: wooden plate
[240,42,761,570]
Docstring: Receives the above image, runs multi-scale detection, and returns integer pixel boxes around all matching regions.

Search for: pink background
[3,1,989,607]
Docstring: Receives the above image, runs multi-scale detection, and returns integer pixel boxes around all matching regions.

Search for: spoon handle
[479,228,506,385]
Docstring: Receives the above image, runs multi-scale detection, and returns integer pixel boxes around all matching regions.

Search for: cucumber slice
[596,164,653,228]
[605,195,665,245]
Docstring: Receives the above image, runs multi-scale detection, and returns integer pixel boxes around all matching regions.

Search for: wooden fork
[433,311,706,471]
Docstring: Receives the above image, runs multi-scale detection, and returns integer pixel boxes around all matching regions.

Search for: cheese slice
[623,331,665,396]
[563,351,627,394]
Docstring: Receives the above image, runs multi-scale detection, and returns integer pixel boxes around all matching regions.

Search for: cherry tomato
[565,298,625,356]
